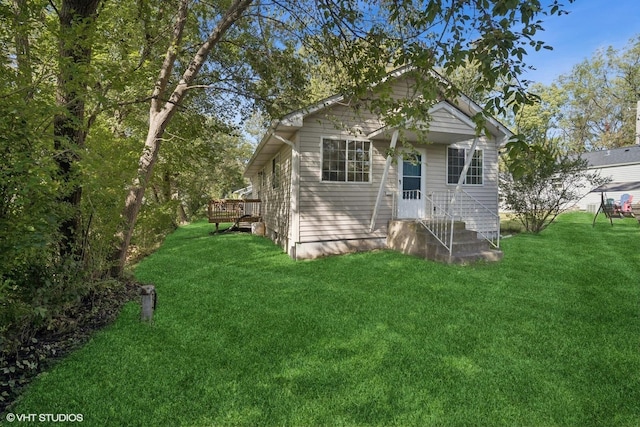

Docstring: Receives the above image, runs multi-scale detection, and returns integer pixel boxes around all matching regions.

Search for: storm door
[397,150,426,218]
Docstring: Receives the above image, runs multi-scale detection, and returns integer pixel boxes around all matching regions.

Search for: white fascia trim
[453,93,514,141]
[431,101,477,130]
[280,93,345,127]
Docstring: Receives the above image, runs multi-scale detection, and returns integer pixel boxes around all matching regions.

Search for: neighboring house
[575,145,640,212]
[244,69,512,261]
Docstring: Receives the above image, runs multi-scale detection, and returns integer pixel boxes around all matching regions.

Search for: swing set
[591,182,640,226]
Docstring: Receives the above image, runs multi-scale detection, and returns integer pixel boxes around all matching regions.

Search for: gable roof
[367,100,480,144]
[581,145,640,168]
[244,67,513,177]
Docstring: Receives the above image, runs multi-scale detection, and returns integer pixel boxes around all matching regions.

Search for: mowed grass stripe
[10,213,640,426]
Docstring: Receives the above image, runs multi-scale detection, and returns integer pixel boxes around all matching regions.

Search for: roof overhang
[244,93,346,178]
[450,95,513,146]
[590,181,640,192]
[244,123,297,178]
[368,101,476,144]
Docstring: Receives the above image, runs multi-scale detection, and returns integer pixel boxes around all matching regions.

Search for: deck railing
[208,199,262,228]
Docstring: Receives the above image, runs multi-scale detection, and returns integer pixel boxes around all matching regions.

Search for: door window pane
[402,155,421,199]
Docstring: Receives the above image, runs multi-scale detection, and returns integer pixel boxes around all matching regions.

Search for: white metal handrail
[391,190,454,254]
[450,189,500,249]
[420,192,455,255]
[392,189,500,251]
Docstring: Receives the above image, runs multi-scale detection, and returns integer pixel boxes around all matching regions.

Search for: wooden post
[370,129,399,232]
[140,284,156,322]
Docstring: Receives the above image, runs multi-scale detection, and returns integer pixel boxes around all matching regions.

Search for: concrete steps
[387,220,503,264]
[433,227,503,264]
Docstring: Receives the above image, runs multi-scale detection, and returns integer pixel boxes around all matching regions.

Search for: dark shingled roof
[581,145,640,168]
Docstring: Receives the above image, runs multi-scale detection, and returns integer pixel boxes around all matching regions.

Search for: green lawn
[8,213,640,426]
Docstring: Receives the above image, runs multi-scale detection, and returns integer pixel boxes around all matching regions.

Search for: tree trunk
[54,0,101,259]
[110,0,253,277]
[166,172,189,224]
[12,0,32,92]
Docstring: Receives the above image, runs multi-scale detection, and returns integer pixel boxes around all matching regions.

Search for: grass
[500,212,527,234]
[7,213,640,426]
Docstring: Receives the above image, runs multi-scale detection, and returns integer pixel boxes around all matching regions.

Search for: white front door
[397,149,426,219]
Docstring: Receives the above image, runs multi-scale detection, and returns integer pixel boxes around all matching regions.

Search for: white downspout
[369,129,399,232]
[289,135,300,259]
[272,132,298,258]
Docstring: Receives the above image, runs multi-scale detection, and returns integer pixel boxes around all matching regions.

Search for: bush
[501,142,607,233]
[0,277,138,412]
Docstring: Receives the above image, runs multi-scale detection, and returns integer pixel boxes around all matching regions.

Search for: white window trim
[446,145,484,186]
[320,135,373,183]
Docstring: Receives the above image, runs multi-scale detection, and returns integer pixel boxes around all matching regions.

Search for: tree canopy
[539,35,640,152]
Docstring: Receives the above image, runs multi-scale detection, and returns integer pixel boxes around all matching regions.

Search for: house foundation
[293,238,387,260]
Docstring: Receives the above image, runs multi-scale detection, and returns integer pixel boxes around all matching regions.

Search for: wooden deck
[208,199,262,230]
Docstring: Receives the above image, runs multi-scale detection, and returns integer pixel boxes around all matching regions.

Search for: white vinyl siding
[247,75,503,252]
[261,147,291,248]
[294,106,500,244]
[297,104,390,243]
[575,163,640,211]
[428,105,478,137]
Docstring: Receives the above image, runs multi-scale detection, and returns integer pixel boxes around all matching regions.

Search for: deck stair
[387,219,503,264]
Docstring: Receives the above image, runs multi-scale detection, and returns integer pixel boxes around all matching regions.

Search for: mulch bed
[0,280,141,415]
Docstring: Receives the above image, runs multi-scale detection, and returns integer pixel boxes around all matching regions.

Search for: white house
[243,68,512,262]
[576,145,640,212]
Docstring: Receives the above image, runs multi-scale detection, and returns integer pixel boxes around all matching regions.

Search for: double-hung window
[447,147,483,185]
[322,138,371,182]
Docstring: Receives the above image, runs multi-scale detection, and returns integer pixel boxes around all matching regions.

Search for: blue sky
[522,0,640,85]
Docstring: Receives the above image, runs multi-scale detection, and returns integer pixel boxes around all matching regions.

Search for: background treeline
[0,1,258,360]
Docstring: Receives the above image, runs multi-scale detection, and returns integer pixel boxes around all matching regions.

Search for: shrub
[501,142,607,233]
